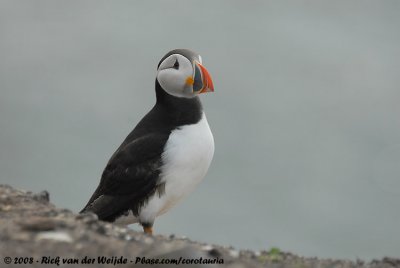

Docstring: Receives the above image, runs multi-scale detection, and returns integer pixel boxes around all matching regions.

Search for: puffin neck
[155,79,203,114]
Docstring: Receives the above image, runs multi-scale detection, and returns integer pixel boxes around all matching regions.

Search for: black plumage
[81,79,203,225]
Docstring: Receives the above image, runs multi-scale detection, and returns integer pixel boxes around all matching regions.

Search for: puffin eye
[173,59,179,69]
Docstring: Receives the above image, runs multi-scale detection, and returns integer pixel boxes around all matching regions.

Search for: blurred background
[1,0,400,260]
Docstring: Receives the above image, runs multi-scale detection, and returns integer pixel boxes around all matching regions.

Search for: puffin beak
[192,61,214,94]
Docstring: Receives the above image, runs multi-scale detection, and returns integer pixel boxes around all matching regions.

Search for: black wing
[81,133,169,222]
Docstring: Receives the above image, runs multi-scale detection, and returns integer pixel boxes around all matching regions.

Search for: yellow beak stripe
[185,76,194,86]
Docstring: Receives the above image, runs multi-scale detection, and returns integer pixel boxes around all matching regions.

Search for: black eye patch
[173,59,179,69]
[193,64,203,92]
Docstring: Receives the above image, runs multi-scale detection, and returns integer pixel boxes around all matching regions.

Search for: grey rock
[0,184,398,268]
[32,190,50,203]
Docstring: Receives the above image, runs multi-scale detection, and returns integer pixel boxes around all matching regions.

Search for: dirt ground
[0,184,398,268]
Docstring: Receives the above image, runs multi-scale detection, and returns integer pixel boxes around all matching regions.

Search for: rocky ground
[0,184,399,268]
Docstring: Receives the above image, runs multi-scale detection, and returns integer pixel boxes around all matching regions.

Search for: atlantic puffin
[81,49,214,235]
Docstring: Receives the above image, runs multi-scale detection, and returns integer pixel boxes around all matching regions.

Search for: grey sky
[1,1,400,260]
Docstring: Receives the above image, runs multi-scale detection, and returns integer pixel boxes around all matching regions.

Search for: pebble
[124,234,132,241]
[18,217,57,231]
[208,248,222,258]
[32,191,50,203]
[0,205,12,211]
[201,244,213,251]
[143,236,154,244]
[229,249,240,258]
[36,231,73,243]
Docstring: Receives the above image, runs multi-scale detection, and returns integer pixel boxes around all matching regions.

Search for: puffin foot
[143,226,153,235]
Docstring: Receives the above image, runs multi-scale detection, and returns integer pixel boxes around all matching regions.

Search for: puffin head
[156,49,214,98]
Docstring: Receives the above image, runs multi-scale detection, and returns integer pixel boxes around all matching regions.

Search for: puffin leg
[143,226,153,235]
[142,223,153,235]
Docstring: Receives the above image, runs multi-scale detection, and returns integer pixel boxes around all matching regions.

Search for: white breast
[137,112,214,225]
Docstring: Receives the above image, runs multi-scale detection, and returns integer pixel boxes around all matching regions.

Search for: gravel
[0,184,398,268]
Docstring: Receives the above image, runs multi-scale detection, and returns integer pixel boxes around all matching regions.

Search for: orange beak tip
[197,63,214,94]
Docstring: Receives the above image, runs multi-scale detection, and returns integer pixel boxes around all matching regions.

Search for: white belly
[115,113,214,226]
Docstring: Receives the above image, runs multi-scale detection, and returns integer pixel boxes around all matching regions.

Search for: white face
[157,54,195,98]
